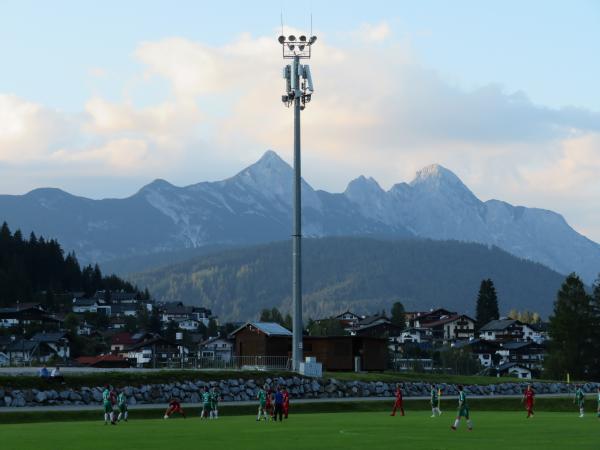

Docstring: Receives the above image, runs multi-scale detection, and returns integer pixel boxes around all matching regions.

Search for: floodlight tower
[279,33,316,372]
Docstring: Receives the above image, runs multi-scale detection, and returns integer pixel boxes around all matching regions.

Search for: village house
[479,319,538,342]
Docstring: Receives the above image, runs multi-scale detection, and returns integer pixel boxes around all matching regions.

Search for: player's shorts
[431,400,438,407]
[118,403,128,412]
[578,401,585,408]
[103,402,113,413]
[458,406,469,418]
[210,402,218,410]
[259,401,266,408]
[203,403,211,411]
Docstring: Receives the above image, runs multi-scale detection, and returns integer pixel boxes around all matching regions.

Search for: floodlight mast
[279,33,316,372]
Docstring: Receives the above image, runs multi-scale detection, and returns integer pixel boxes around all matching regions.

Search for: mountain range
[0,150,599,283]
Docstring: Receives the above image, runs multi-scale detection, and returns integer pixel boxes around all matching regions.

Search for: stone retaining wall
[1,378,598,408]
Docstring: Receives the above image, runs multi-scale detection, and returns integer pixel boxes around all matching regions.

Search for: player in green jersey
[430,384,441,417]
[574,384,585,418]
[200,386,212,420]
[256,385,268,421]
[210,387,220,419]
[102,385,116,425]
[596,386,600,419]
[451,385,472,431]
[117,390,128,422]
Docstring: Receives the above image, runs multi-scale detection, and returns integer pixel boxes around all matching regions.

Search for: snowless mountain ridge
[1,149,599,283]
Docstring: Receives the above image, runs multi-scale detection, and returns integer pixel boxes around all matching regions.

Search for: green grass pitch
[1,411,598,450]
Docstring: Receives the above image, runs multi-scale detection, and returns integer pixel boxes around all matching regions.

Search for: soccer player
[102,385,116,425]
[210,387,220,419]
[282,386,290,419]
[574,384,585,418]
[117,390,128,422]
[522,384,535,418]
[390,383,405,416]
[430,384,441,417]
[265,386,274,421]
[273,386,284,422]
[201,386,212,420]
[451,385,472,431]
[256,385,268,421]
[164,398,186,419]
[437,386,443,415]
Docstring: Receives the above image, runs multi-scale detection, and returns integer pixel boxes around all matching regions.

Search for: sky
[1,0,599,240]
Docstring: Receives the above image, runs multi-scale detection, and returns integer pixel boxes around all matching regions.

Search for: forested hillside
[0,222,147,309]
[130,237,569,321]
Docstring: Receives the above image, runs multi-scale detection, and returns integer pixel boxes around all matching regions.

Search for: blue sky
[1,1,598,111]
[0,0,599,241]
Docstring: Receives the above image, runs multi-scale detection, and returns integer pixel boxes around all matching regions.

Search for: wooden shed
[230,322,292,357]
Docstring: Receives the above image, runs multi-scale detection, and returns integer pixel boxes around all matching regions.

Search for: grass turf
[1,410,598,450]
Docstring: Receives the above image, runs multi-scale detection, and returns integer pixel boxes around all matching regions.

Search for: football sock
[453,419,460,428]
[467,419,473,429]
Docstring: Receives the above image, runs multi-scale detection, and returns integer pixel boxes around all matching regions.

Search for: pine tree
[545,273,595,379]
[475,278,499,329]
[390,301,406,328]
[207,318,218,337]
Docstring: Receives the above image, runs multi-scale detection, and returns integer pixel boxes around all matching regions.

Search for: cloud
[0,23,599,241]
[355,22,392,42]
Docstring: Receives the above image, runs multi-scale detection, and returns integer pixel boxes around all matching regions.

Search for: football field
[1,411,597,450]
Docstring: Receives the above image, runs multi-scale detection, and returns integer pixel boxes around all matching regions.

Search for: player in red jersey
[390,383,405,416]
[523,384,535,418]
[265,386,274,421]
[282,386,290,419]
[164,398,186,419]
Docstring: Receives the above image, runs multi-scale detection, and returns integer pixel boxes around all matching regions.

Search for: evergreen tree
[545,273,595,379]
[148,308,163,334]
[207,318,218,337]
[283,313,292,330]
[165,320,179,342]
[390,301,406,328]
[307,317,346,336]
[64,313,80,334]
[475,278,500,329]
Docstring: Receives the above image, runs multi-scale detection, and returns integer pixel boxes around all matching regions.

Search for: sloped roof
[479,319,519,332]
[7,339,40,352]
[357,315,390,326]
[230,322,292,337]
[111,332,135,346]
[421,314,475,328]
[73,298,98,307]
[497,362,531,372]
[499,340,541,350]
[31,332,68,343]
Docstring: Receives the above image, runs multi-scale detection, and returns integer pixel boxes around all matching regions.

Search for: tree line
[0,222,147,309]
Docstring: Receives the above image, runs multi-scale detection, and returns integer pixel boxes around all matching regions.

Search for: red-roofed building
[110,332,136,352]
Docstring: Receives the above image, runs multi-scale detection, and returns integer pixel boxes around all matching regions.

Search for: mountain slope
[129,237,566,321]
[0,151,598,282]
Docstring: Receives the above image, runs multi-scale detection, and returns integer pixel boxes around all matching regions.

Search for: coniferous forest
[0,222,146,309]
